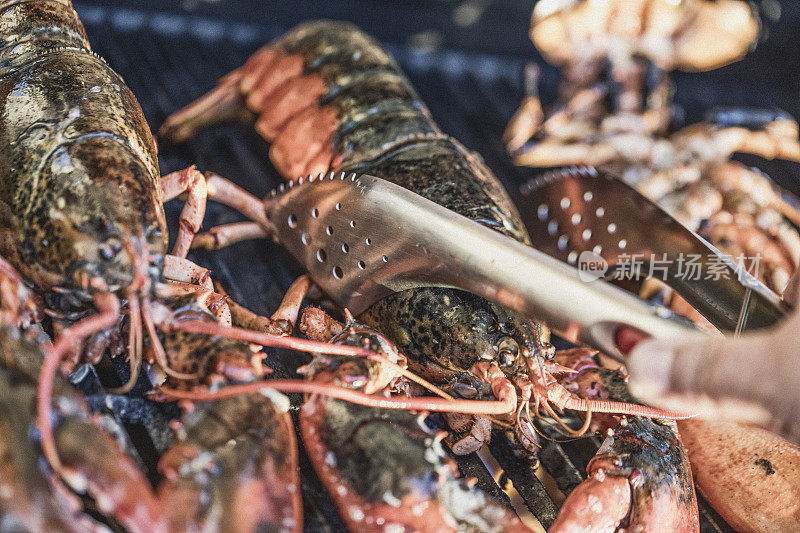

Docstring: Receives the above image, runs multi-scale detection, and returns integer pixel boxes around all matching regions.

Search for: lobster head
[360,288,554,388]
[27,135,167,298]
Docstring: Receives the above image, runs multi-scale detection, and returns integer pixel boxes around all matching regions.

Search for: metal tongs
[513,166,787,332]
[265,172,709,360]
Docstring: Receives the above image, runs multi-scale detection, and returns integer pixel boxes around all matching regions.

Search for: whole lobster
[162,20,698,530]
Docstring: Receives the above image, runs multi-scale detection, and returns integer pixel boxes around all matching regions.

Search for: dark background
[71,0,800,188]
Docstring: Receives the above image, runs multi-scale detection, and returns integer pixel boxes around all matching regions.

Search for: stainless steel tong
[513,166,787,332]
[265,172,702,359]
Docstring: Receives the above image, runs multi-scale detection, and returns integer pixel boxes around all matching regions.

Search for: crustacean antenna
[163,302,694,421]
[524,356,694,423]
[106,242,147,394]
[0,256,23,325]
[105,289,142,394]
[132,240,202,381]
[37,289,121,472]
[160,358,692,422]
[141,289,200,381]
[158,380,519,415]
[561,396,692,419]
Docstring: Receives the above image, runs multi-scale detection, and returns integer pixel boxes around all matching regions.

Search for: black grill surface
[68,1,800,531]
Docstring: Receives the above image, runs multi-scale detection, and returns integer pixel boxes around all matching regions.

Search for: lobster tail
[161,21,528,242]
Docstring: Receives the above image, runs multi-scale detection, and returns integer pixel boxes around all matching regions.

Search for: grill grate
[72,4,745,531]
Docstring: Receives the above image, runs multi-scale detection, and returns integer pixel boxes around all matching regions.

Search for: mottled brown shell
[0,0,166,292]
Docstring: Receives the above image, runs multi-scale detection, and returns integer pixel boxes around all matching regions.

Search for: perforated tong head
[266,172,701,360]
[513,166,787,332]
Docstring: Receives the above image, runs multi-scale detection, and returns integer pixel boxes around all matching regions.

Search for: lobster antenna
[170,319,379,358]
[562,396,693,420]
[132,241,200,382]
[158,379,518,415]
[38,291,121,472]
[141,294,201,381]
[106,292,143,394]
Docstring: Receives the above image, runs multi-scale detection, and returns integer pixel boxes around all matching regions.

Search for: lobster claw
[553,417,699,531]
[549,349,699,531]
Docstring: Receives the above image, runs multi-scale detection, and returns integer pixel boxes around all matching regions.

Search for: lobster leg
[705,108,800,162]
[513,139,619,167]
[160,255,234,327]
[191,221,268,250]
[215,274,312,335]
[163,255,213,290]
[270,274,313,332]
[205,172,272,230]
[160,166,208,259]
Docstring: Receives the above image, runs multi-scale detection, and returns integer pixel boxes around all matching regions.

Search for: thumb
[625,334,773,426]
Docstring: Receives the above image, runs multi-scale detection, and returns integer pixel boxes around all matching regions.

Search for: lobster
[0,256,304,532]
[161,20,697,530]
[503,0,800,295]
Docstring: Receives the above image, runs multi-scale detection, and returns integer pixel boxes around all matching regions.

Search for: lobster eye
[497,337,519,367]
[540,342,556,361]
[99,241,119,260]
